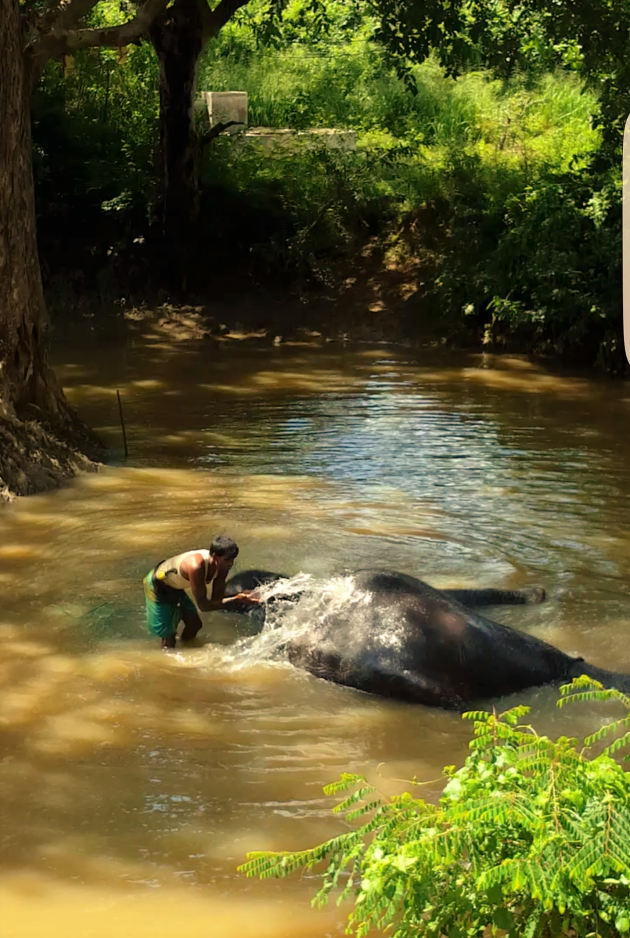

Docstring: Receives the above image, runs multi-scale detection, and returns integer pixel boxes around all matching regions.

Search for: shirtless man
[143,534,259,648]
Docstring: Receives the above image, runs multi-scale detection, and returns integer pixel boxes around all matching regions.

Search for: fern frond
[479,857,551,899]
[609,808,630,851]
[345,800,383,823]
[602,731,630,757]
[564,811,630,884]
[584,716,630,745]
[462,710,494,723]
[239,827,367,880]
[559,681,630,712]
[558,814,591,845]
[499,704,532,724]
[469,732,495,751]
[559,676,605,695]
[448,792,535,828]
[323,774,368,796]
[333,785,378,815]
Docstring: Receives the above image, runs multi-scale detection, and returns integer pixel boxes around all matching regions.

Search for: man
[143,534,259,649]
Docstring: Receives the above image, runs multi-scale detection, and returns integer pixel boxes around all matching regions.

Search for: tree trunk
[150,0,204,286]
[0,0,70,419]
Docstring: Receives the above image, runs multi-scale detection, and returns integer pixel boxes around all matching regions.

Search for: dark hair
[210,535,239,560]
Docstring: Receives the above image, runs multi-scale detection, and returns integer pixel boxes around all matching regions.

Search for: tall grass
[199,38,598,169]
[198,38,601,289]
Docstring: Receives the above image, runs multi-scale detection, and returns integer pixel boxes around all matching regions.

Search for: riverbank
[0,410,101,503]
[36,37,626,376]
[44,201,628,373]
[6,278,626,506]
[44,234,491,355]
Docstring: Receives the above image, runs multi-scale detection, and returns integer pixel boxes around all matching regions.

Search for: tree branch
[200,0,252,44]
[31,0,170,65]
[42,0,102,34]
[198,120,244,149]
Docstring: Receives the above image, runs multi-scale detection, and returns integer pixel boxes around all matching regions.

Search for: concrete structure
[199,91,357,151]
[244,127,357,152]
[203,91,248,133]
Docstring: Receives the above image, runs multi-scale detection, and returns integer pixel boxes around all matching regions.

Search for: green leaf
[493,907,514,930]
[243,679,630,936]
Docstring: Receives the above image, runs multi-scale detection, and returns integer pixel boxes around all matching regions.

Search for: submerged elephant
[223,568,630,710]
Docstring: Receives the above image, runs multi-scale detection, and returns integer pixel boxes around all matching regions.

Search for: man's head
[210,534,239,571]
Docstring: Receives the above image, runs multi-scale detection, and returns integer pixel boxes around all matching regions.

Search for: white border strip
[623,114,630,363]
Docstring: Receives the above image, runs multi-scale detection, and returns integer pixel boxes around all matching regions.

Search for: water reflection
[1,333,630,935]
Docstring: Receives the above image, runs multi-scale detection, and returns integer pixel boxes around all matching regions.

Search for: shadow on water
[1,327,630,934]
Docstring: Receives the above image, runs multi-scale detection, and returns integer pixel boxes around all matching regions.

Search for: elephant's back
[336,568,574,700]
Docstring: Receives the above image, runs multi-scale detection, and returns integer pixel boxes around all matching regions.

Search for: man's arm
[210,567,228,606]
[210,569,261,606]
[185,555,224,612]
[184,555,259,611]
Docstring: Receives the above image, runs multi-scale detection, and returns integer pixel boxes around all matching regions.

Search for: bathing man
[143,535,259,648]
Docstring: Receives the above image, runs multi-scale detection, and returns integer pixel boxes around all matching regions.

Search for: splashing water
[201,574,374,671]
[253,572,314,606]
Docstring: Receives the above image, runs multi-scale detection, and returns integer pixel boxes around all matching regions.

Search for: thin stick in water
[117,389,129,458]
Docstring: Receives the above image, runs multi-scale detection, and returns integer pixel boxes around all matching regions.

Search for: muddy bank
[44,250,586,363]
[0,411,101,503]
[49,274,448,352]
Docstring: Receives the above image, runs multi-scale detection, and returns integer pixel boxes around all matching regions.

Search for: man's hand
[224,590,261,605]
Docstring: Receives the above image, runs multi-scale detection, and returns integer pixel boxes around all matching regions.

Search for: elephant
[222,568,630,710]
[223,568,546,618]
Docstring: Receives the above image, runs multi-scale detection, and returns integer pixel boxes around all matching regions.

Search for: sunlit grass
[199,42,598,175]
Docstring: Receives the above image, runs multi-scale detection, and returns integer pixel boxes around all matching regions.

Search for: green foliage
[32,0,625,368]
[484,171,622,365]
[198,139,399,282]
[31,0,159,295]
[413,159,622,367]
[365,0,583,84]
[369,0,630,165]
[198,27,620,364]
[240,677,630,937]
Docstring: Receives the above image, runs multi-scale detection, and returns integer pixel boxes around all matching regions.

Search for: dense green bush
[241,677,630,938]
[407,161,622,367]
[32,40,158,300]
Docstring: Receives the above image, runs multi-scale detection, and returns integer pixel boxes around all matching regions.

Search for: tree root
[0,411,103,502]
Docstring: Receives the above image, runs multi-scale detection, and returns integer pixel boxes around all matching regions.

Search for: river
[2,322,630,936]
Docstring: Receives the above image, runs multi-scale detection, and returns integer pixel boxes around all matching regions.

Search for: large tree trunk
[150,0,204,286]
[0,0,102,501]
[0,0,71,420]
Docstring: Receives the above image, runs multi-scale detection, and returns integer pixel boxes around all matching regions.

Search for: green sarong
[143,570,197,639]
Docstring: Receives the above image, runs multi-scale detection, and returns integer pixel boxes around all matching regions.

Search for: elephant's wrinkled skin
[223,568,630,709]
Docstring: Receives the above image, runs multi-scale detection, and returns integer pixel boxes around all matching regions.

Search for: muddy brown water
[2,323,630,936]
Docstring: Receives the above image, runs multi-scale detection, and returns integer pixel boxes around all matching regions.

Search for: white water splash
[251,572,313,605]
[203,574,373,671]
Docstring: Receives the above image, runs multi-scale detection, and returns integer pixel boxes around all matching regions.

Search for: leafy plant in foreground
[239,676,630,937]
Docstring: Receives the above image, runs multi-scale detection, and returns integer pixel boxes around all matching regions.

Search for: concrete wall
[244,128,357,152]
[203,92,248,133]
[200,91,357,151]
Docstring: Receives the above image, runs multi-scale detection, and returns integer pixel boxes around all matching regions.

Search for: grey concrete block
[203,91,248,133]
[243,128,357,152]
